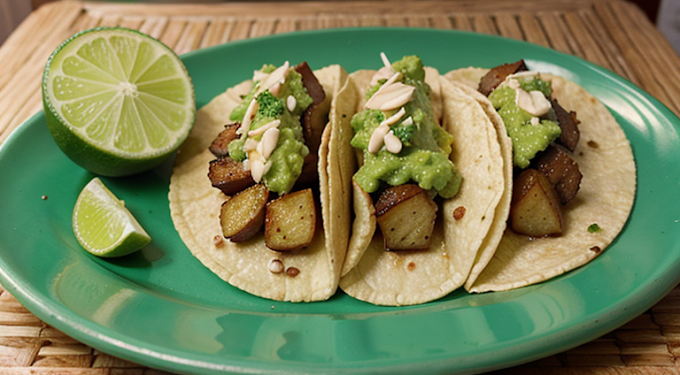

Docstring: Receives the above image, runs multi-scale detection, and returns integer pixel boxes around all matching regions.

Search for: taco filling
[478,61,584,237]
[169,62,350,302]
[444,62,636,293]
[349,54,462,251]
[338,54,506,305]
[208,62,327,250]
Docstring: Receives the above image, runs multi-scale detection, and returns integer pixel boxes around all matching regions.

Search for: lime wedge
[43,27,195,176]
[72,177,151,257]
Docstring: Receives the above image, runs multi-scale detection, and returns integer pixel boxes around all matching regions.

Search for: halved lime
[73,177,151,257]
[43,27,195,176]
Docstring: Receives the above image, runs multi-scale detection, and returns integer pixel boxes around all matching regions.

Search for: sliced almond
[248,119,281,137]
[380,87,415,111]
[260,128,280,159]
[380,107,406,127]
[244,138,259,152]
[370,66,395,86]
[365,82,414,111]
[380,52,392,69]
[515,88,551,117]
[256,61,290,96]
[368,124,390,153]
[286,95,297,112]
[237,99,259,135]
[251,159,266,182]
[384,131,402,154]
[528,90,551,116]
[253,69,269,82]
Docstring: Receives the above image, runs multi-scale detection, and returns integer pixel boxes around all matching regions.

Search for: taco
[336,54,508,306]
[445,61,636,293]
[169,62,349,302]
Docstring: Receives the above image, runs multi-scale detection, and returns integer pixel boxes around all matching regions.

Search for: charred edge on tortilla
[209,123,240,157]
[220,183,269,242]
[375,184,438,251]
[478,60,528,96]
[510,168,563,237]
[264,188,317,251]
[479,60,582,237]
[209,62,326,249]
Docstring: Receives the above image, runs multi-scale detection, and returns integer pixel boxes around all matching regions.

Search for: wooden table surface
[1,0,680,374]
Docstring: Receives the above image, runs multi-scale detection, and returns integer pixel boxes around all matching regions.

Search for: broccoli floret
[366,79,387,100]
[391,124,415,146]
[256,91,285,118]
[392,55,425,82]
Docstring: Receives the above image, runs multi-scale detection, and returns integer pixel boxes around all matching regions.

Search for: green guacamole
[228,66,313,194]
[350,55,461,199]
[489,79,561,168]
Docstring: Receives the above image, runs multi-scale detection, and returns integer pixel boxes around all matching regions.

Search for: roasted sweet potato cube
[209,123,240,157]
[534,144,582,204]
[478,60,528,96]
[510,169,563,237]
[375,184,438,251]
[220,184,269,242]
[208,157,255,196]
[264,188,317,251]
[551,99,580,152]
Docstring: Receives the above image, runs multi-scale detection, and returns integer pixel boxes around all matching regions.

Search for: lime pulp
[72,177,151,257]
[42,27,195,176]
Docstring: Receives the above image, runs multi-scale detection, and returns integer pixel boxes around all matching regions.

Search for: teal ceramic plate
[0,28,678,374]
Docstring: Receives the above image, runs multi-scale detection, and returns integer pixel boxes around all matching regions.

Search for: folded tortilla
[168,65,350,302]
[337,68,506,305]
[445,68,637,293]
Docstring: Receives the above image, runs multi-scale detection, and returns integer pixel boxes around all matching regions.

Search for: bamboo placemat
[1,0,680,374]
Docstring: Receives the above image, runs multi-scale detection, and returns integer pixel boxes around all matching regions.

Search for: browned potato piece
[375,184,438,251]
[296,61,327,154]
[220,184,269,242]
[302,104,329,154]
[264,188,317,251]
[478,60,528,96]
[208,157,255,196]
[295,61,325,104]
[209,123,240,157]
[510,169,563,237]
[551,99,580,152]
[534,144,582,204]
[294,153,319,189]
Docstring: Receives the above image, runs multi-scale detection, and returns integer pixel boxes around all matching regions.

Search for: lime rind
[42,27,195,176]
[73,178,151,258]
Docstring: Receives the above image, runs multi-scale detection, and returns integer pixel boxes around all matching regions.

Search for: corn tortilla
[445,68,637,293]
[169,65,350,302]
[338,68,506,305]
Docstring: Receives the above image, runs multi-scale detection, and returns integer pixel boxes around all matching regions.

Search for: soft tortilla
[338,68,505,305]
[445,68,637,293]
[443,77,514,291]
[168,65,350,302]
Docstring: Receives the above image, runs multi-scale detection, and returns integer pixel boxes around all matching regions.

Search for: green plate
[0,28,677,374]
